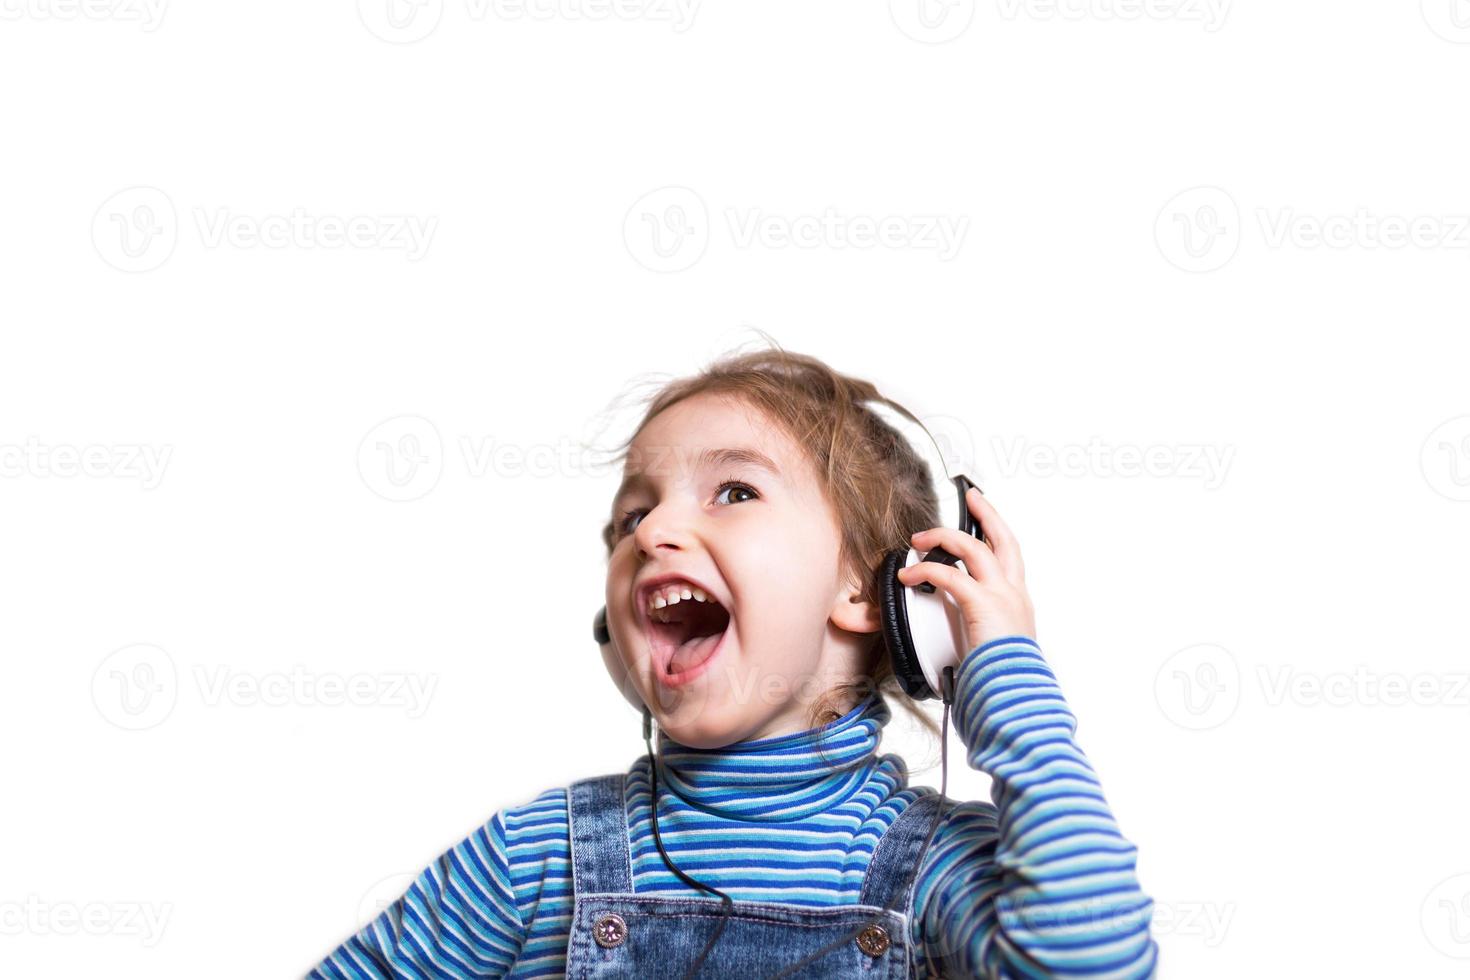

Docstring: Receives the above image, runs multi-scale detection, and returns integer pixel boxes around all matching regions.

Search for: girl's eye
[613,478,759,541]
[714,480,758,506]
[614,507,646,539]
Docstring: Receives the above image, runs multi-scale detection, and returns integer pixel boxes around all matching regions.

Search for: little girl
[308,345,1159,979]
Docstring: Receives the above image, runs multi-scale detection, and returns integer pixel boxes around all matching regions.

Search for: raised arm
[306,810,526,980]
[911,635,1158,978]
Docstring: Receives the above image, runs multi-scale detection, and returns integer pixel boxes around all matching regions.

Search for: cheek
[731,518,839,612]
[605,550,638,604]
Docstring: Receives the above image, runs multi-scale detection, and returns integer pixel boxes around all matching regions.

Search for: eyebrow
[610,446,782,509]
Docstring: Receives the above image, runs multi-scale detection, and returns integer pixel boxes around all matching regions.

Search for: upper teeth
[648,582,711,619]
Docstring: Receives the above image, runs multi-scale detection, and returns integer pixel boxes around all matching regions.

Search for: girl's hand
[895,486,1037,654]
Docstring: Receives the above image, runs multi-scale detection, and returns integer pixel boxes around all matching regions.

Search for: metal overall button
[856,923,890,957]
[592,912,628,949]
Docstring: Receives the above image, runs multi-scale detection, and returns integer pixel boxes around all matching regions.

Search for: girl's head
[599,338,944,749]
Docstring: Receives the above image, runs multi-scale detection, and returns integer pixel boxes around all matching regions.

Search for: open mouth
[644,590,732,680]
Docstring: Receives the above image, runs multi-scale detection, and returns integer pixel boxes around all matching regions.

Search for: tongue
[667,631,722,675]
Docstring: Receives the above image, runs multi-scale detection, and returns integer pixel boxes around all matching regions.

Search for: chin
[653,702,743,749]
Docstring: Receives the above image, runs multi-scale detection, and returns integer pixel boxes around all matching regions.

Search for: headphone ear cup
[878,549,936,700]
[594,605,648,714]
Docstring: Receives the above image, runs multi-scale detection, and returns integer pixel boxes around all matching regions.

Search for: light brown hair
[596,332,947,748]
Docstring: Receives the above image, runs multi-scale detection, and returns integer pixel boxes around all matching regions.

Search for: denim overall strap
[859,792,943,914]
[563,776,928,978]
[569,773,632,896]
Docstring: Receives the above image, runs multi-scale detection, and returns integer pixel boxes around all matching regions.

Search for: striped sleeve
[911,635,1159,979]
[306,809,527,980]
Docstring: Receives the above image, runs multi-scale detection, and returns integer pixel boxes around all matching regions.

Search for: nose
[631,500,693,562]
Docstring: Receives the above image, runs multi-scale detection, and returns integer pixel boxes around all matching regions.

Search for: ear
[829,564,882,635]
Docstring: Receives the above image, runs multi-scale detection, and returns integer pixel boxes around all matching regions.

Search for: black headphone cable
[640,666,956,980]
[642,707,734,980]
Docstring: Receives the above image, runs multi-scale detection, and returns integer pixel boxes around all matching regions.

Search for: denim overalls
[562,772,942,979]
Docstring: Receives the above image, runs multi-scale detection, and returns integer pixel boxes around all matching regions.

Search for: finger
[895,558,982,609]
[910,523,1003,585]
[966,487,1025,582]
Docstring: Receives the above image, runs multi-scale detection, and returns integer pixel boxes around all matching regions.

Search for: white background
[3,1,1469,977]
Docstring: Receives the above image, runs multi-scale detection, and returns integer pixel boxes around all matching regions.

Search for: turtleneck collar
[653,690,891,822]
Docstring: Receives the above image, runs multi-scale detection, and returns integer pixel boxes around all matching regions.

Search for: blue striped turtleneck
[308,636,1160,978]
[651,694,886,822]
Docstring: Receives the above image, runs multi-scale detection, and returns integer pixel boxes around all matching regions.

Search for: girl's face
[604,391,879,748]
